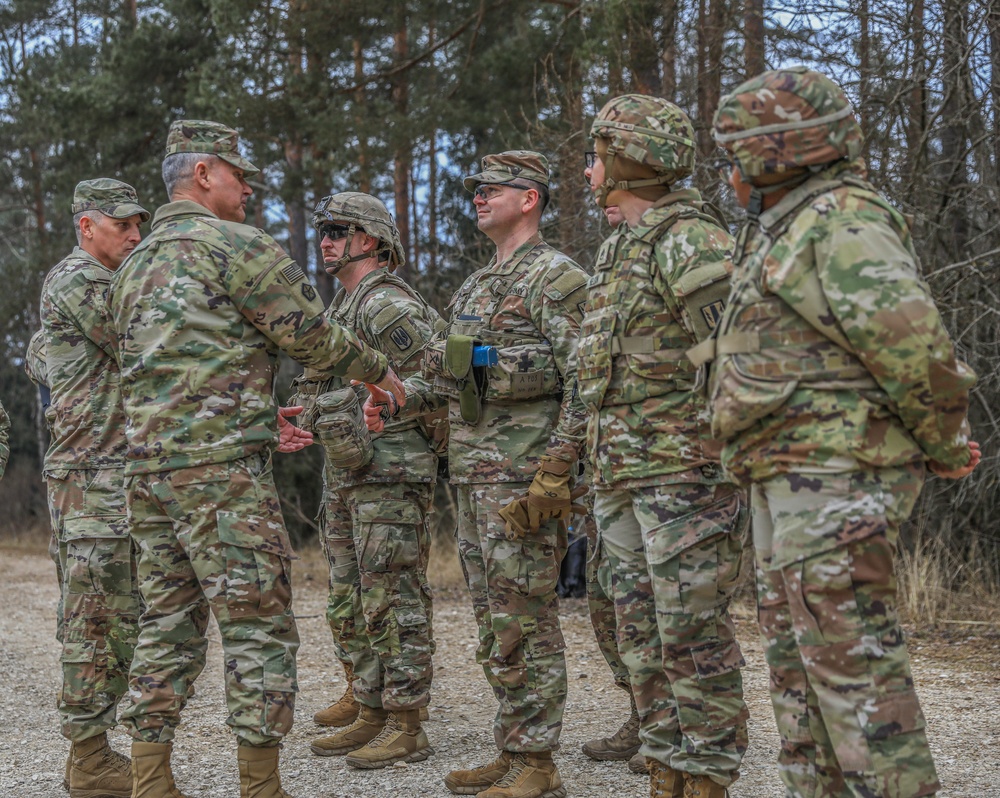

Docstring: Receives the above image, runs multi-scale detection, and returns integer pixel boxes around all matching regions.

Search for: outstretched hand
[277,405,313,453]
[929,440,981,479]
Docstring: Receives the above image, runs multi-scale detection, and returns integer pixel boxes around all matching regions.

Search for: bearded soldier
[694,66,981,798]
[39,179,149,798]
[297,192,441,769]
[579,96,750,798]
[367,150,589,798]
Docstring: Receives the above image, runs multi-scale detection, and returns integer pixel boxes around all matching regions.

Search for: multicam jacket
[40,248,127,472]
[403,234,589,484]
[704,161,975,485]
[297,268,442,490]
[577,190,734,488]
[108,200,388,475]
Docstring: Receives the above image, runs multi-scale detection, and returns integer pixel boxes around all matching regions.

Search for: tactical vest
[423,241,579,413]
[577,195,732,410]
[691,175,893,440]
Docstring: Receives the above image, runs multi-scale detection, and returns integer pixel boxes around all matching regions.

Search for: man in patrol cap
[701,67,981,797]
[107,120,405,798]
[296,192,441,769]
[38,178,149,798]
[581,95,750,798]
[367,150,590,798]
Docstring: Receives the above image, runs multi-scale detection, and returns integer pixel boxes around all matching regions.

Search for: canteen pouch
[446,334,484,424]
[314,387,374,470]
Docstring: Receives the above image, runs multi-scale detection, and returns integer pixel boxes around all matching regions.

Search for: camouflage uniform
[107,121,390,749]
[579,95,748,789]
[39,180,149,744]
[0,399,9,479]
[700,67,978,798]
[294,200,441,714]
[401,153,589,757]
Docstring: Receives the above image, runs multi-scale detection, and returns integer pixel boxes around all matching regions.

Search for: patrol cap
[463,150,549,191]
[71,178,150,223]
[164,119,260,177]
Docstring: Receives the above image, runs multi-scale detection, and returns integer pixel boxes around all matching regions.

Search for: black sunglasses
[318,222,351,241]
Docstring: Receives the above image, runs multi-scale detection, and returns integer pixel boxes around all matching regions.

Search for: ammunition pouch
[289,372,334,432]
[314,387,374,470]
[445,334,484,423]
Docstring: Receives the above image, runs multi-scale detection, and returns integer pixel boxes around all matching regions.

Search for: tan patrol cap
[164,119,260,176]
[71,178,150,223]
[463,150,549,191]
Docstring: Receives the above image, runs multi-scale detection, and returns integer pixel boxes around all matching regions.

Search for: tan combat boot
[309,704,389,756]
[313,660,358,727]
[648,759,684,798]
[476,751,566,798]
[683,774,729,798]
[444,751,515,795]
[68,732,131,798]
[344,708,433,769]
[629,752,649,773]
[237,744,292,798]
[581,691,640,761]
[131,741,189,798]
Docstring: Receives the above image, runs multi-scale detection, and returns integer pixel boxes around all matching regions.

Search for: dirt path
[0,547,997,797]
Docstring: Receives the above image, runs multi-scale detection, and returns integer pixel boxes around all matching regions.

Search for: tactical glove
[498,456,588,537]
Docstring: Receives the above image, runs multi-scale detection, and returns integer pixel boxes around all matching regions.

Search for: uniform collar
[150,199,219,230]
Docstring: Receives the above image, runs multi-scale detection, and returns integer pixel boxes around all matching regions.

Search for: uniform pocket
[217,511,293,618]
[62,514,133,596]
[357,502,422,573]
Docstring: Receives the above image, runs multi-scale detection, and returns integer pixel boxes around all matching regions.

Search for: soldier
[579,95,750,798]
[367,150,589,798]
[575,198,642,772]
[0,399,9,479]
[295,192,441,768]
[696,66,981,797]
[38,179,149,798]
[106,120,404,798]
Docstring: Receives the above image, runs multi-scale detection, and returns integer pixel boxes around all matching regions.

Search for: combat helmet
[713,66,863,199]
[589,94,696,208]
[311,192,405,274]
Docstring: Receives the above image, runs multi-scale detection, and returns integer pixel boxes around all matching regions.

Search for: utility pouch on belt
[446,334,484,424]
[314,387,374,470]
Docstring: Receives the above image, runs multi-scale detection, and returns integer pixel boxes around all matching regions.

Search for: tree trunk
[627,0,661,93]
[858,0,871,170]
[661,0,678,99]
[906,0,927,185]
[743,0,765,78]
[392,4,412,284]
[696,0,724,158]
[353,38,370,193]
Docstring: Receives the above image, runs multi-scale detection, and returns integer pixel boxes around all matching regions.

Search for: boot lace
[101,745,131,776]
[366,713,402,749]
[492,754,527,787]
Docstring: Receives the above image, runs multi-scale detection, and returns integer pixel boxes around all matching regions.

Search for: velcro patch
[281,262,306,284]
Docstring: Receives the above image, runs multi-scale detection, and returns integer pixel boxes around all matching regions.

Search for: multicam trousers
[596,480,749,786]
[753,464,939,798]
[580,510,630,691]
[45,467,140,742]
[119,451,298,747]
[456,483,568,753]
[321,480,434,711]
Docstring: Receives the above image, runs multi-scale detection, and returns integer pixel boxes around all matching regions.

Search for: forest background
[1,0,998,612]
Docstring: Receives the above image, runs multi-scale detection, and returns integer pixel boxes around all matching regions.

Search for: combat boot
[444,751,515,795]
[345,708,433,769]
[476,751,566,798]
[313,660,358,727]
[309,704,389,756]
[68,732,132,798]
[683,774,728,798]
[648,759,684,798]
[581,691,640,761]
[237,744,292,798]
[131,741,190,798]
[628,752,649,773]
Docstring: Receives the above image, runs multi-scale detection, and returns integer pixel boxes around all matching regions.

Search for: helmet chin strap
[323,223,375,275]
[744,170,813,221]
[594,150,671,208]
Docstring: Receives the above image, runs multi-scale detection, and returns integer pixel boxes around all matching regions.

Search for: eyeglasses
[317,222,351,241]
[473,183,530,201]
[584,151,597,169]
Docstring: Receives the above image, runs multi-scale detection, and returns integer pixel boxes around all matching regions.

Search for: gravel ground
[1,545,998,797]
